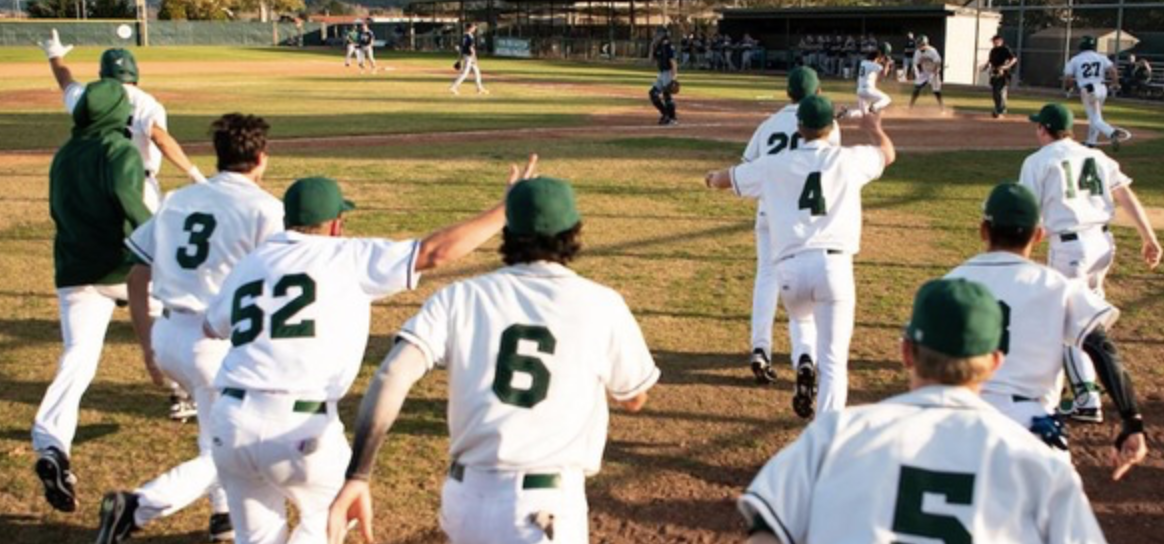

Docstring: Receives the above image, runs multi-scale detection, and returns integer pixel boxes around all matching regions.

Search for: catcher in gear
[666,79,681,95]
[649,26,679,125]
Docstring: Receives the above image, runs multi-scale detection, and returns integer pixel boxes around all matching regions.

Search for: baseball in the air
[116,24,133,40]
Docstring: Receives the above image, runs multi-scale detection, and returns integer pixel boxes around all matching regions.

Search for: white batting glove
[38,29,74,60]
[187,165,209,184]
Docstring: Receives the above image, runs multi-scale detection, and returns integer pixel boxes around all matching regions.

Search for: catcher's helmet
[916,34,929,46]
[1079,35,1097,51]
[879,42,893,56]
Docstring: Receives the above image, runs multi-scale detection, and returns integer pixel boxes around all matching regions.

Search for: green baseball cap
[983,182,1040,229]
[99,48,139,84]
[797,95,834,130]
[1079,35,1097,51]
[283,177,355,228]
[505,176,581,237]
[906,279,1003,358]
[1028,103,1073,132]
[787,66,820,101]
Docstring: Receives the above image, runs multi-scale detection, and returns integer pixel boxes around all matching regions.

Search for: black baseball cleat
[35,446,78,512]
[750,349,776,385]
[834,106,850,120]
[792,355,817,419]
[95,491,139,544]
[209,512,234,542]
[1110,128,1131,152]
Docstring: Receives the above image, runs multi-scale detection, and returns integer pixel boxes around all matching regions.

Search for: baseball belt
[1012,395,1038,403]
[1059,225,1110,242]
[779,248,843,263]
[447,462,561,490]
[221,387,328,415]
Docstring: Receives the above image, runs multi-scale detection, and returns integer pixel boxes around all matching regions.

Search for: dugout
[719,4,1001,85]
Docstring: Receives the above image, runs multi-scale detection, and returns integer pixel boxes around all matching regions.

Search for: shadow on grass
[0,423,120,446]
[0,514,205,544]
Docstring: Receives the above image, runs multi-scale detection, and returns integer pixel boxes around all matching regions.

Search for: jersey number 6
[493,324,556,409]
[230,274,317,346]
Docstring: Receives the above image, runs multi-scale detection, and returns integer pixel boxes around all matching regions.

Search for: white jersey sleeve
[350,238,421,298]
[398,287,452,370]
[63,82,85,113]
[738,412,839,543]
[1044,463,1108,544]
[599,295,659,401]
[126,217,158,264]
[205,267,238,340]
[729,160,767,199]
[742,125,765,162]
[845,145,886,186]
[1064,281,1118,345]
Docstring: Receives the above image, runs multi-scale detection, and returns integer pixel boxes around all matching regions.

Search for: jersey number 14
[1061,158,1103,198]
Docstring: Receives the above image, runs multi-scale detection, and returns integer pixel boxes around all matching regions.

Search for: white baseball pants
[211,391,347,544]
[32,284,127,455]
[344,44,357,65]
[133,311,230,526]
[775,250,856,415]
[144,173,162,213]
[440,467,588,544]
[452,56,484,91]
[849,88,892,117]
[915,71,942,92]
[359,46,375,67]
[1049,226,1114,396]
[751,211,779,358]
[1080,85,1114,146]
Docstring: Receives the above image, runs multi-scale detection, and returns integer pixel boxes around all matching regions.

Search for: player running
[31,79,153,514]
[705,96,896,419]
[838,42,894,119]
[326,175,660,544]
[739,67,840,384]
[1065,36,1130,149]
[909,34,944,111]
[450,23,487,95]
[93,114,285,544]
[1019,103,1160,421]
[945,182,1147,480]
[203,158,532,544]
[739,278,1108,543]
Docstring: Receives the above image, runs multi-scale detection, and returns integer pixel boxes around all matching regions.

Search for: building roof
[722,3,994,19]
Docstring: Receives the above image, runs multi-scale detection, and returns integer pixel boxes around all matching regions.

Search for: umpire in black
[649,26,678,126]
[982,35,1017,118]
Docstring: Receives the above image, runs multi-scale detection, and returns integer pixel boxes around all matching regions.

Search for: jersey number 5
[798,172,827,216]
[230,274,317,346]
[176,213,217,269]
[493,324,555,409]
[891,465,975,544]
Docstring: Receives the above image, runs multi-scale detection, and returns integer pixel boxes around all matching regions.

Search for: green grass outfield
[0,47,1162,542]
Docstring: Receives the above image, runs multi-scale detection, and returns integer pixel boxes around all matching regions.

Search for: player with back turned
[1064,36,1130,149]
[738,278,1108,544]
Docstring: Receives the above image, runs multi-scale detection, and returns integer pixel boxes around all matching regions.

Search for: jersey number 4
[1060,158,1103,198]
[176,213,217,269]
[798,172,827,216]
[230,274,317,346]
[891,465,976,544]
[493,324,555,409]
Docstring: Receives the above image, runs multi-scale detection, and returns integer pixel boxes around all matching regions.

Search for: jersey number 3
[176,213,217,269]
[891,465,975,544]
[230,274,317,346]
[494,324,556,409]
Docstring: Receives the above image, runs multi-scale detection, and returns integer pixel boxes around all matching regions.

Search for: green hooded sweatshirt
[49,78,152,288]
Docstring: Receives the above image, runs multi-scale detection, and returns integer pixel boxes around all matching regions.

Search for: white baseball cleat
[449,87,460,95]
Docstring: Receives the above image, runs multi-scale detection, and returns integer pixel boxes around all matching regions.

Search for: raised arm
[413,154,537,271]
[38,30,77,91]
[860,109,895,167]
[1111,185,1162,269]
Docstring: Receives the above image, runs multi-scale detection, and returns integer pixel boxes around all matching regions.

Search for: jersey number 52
[230,274,317,346]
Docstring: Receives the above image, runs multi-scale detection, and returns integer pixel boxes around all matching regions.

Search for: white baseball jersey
[730,140,885,260]
[914,46,942,74]
[1019,139,1131,234]
[65,82,166,175]
[207,231,421,399]
[1064,51,1113,90]
[739,386,1107,544]
[857,60,884,93]
[398,261,659,474]
[741,105,841,163]
[126,172,284,313]
[945,252,1117,410]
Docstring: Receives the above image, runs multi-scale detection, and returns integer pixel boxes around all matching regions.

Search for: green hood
[72,78,132,140]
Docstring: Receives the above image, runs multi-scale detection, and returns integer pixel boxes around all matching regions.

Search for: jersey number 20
[494,324,555,409]
[230,274,317,346]
[176,213,217,269]
[767,132,803,156]
[892,465,975,544]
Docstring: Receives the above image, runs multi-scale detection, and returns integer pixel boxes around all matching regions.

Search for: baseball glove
[453,60,462,71]
[666,79,681,95]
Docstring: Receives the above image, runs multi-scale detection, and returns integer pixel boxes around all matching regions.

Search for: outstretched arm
[1112,185,1162,269]
[38,30,76,91]
[150,124,207,184]
[860,109,895,167]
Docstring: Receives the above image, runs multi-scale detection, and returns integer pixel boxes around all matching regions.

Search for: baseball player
[909,35,944,111]
[94,114,285,544]
[739,278,1108,544]
[343,26,359,67]
[981,35,1017,118]
[1019,103,1160,421]
[705,96,896,418]
[902,32,916,80]
[31,79,153,513]
[649,26,679,125]
[739,67,840,384]
[1064,36,1131,149]
[356,21,377,73]
[945,182,1147,481]
[203,157,530,544]
[838,43,894,119]
[450,23,488,95]
[326,176,660,544]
